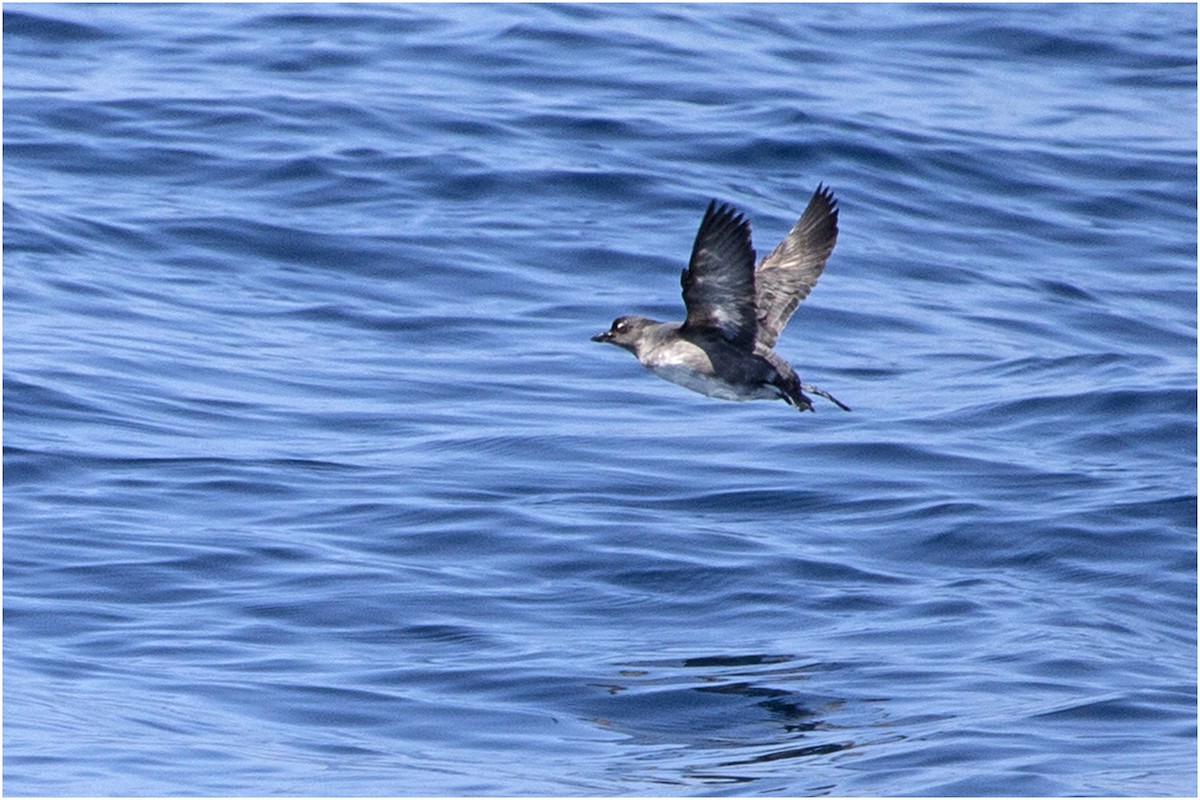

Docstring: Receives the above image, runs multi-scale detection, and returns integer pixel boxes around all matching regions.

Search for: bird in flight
[592,184,849,413]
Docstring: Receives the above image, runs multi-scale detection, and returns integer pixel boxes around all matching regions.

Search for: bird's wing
[679,200,758,350]
[753,184,838,348]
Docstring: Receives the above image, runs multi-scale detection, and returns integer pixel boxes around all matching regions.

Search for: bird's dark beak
[591,330,612,343]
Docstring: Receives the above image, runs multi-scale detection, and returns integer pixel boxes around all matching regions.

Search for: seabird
[592,184,849,413]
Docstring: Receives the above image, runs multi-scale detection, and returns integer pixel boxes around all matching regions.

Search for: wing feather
[680,200,758,350]
[754,184,838,348]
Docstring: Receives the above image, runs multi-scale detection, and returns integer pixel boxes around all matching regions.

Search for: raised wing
[680,200,757,350]
[754,184,838,348]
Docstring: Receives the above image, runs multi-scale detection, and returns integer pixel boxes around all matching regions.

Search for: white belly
[647,364,777,402]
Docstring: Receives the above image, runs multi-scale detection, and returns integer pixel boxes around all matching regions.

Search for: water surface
[4,3,1196,795]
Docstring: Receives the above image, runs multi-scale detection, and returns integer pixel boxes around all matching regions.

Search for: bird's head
[591,315,655,355]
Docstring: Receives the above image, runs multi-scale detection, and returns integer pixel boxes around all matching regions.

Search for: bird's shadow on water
[577,652,870,791]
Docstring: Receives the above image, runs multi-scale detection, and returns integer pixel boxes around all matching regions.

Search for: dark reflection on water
[585,654,860,786]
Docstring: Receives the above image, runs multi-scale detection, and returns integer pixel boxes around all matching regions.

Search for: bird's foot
[801,383,851,411]
[783,389,815,413]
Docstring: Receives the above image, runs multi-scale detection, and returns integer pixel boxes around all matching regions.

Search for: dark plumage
[592,184,849,413]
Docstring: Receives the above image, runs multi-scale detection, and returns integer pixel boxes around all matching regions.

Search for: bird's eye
[615,321,629,333]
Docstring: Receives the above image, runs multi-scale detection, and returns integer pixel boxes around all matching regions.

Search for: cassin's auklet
[592,184,849,413]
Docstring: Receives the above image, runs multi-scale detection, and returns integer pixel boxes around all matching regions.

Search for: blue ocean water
[4,2,1196,795]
